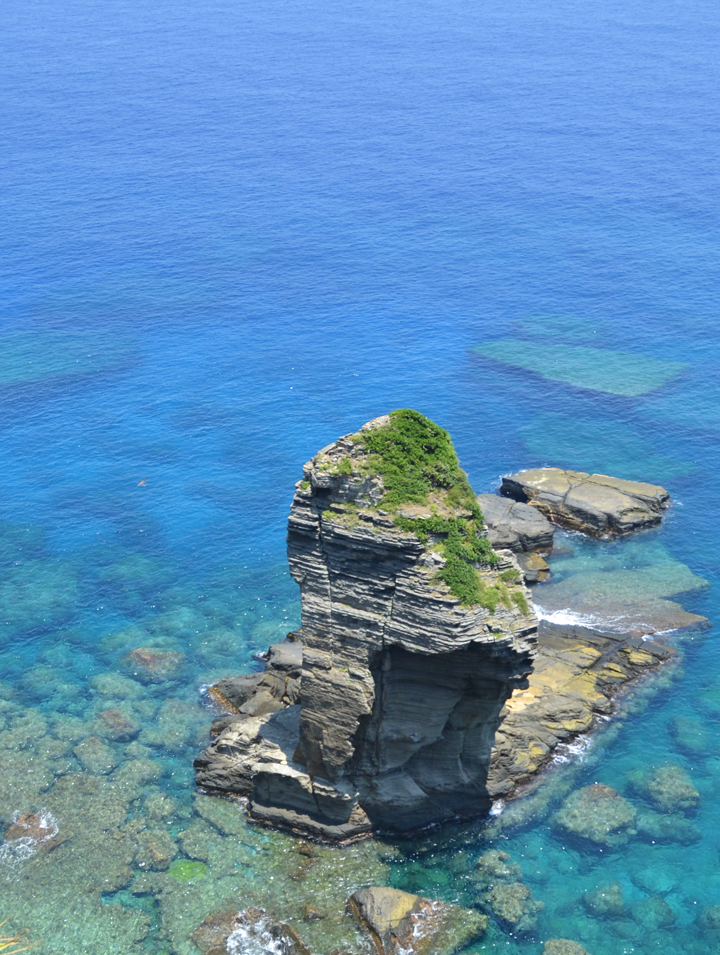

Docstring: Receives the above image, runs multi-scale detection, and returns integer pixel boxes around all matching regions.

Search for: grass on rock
[355,410,501,605]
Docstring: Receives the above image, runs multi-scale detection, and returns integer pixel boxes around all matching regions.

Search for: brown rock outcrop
[501,468,670,536]
[348,886,487,955]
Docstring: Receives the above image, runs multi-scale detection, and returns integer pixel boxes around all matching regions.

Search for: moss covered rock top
[302,410,506,606]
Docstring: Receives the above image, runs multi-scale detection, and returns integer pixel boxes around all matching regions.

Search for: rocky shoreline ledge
[194,411,709,844]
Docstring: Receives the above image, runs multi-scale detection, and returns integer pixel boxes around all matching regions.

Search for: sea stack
[195,411,537,839]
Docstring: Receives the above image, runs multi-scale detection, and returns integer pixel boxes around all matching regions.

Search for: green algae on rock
[473,339,686,397]
[167,859,207,882]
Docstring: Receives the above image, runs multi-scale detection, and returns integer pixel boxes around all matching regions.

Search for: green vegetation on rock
[356,410,499,605]
[167,859,207,882]
[358,409,478,509]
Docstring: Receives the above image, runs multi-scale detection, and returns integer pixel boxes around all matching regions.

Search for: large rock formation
[500,468,670,536]
[196,411,537,838]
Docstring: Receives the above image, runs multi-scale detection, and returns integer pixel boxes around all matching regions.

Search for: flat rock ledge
[195,619,678,834]
[500,468,670,536]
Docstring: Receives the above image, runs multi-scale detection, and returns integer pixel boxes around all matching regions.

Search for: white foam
[552,734,593,765]
[535,606,605,628]
[0,809,59,869]
[225,917,288,955]
[489,799,505,817]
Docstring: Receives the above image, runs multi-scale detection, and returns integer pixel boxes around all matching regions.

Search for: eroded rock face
[501,469,670,537]
[349,886,487,955]
[196,412,536,839]
[477,494,555,553]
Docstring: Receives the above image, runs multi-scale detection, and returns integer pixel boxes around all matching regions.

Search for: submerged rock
[501,468,670,537]
[73,734,118,774]
[543,941,593,955]
[348,886,487,955]
[196,412,536,838]
[631,896,675,930]
[125,647,186,683]
[486,881,544,933]
[582,882,625,918]
[553,784,637,846]
[698,904,720,935]
[670,715,709,755]
[97,708,140,742]
[476,494,554,553]
[133,827,177,870]
[473,849,522,889]
[628,763,700,814]
[635,809,701,845]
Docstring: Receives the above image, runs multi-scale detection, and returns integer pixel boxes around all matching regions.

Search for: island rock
[195,411,537,838]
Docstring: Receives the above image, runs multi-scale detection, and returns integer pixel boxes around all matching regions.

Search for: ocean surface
[1,0,719,951]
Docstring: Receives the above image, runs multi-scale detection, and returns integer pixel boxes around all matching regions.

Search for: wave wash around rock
[195,411,537,839]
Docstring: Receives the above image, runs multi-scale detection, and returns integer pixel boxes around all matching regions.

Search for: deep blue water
[1,0,719,951]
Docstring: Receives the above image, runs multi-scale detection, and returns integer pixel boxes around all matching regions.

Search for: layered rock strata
[196,412,537,838]
[501,468,670,536]
[477,493,555,553]
[195,617,680,823]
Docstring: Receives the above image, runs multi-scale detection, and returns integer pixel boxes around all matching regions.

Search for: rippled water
[1,0,719,951]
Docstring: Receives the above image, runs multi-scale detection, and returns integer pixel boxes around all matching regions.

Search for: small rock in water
[635,809,701,845]
[3,810,60,848]
[543,941,593,955]
[628,763,700,815]
[97,707,140,742]
[487,881,544,933]
[125,647,186,683]
[670,716,709,755]
[582,882,625,917]
[73,734,118,774]
[699,904,720,935]
[302,904,325,921]
[134,827,177,870]
[630,895,675,931]
[473,849,523,889]
[553,784,637,847]
[348,885,487,955]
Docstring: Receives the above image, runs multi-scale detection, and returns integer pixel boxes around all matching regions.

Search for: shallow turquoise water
[1,0,719,950]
